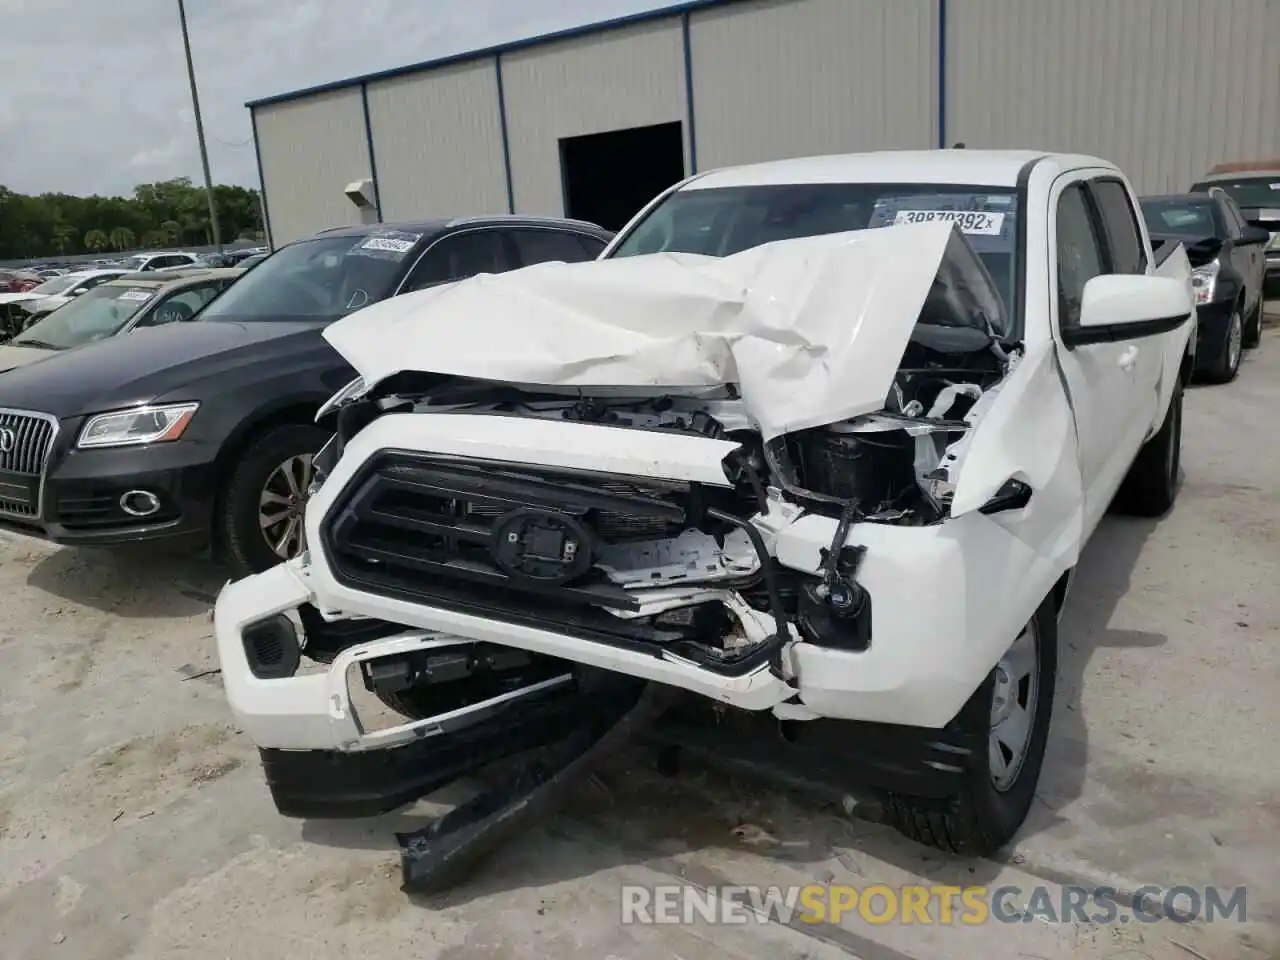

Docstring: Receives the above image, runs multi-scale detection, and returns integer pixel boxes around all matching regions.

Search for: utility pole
[177,0,222,252]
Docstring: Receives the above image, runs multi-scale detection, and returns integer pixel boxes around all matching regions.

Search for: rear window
[1140,198,1223,239]
[1190,177,1280,210]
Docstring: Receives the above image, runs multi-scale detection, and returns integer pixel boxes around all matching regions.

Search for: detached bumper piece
[260,675,589,819]
[397,680,676,894]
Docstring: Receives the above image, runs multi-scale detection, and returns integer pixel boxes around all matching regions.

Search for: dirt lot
[1,314,1277,960]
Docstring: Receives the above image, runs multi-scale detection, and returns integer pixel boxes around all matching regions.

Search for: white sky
[0,0,675,196]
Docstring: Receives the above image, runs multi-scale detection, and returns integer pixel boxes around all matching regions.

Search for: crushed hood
[324,220,956,440]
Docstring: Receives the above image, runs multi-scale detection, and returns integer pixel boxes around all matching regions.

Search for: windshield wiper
[12,338,64,350]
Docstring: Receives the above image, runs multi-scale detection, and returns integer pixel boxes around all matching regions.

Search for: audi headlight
[77,402,199,449]
[1190,261,1219,305]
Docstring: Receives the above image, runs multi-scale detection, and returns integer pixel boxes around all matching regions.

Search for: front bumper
[0,428,217,546]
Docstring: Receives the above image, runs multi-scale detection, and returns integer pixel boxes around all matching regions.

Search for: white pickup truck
[215,150,1195,864]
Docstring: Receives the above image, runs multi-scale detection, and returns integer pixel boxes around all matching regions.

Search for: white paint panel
[689,0,938,171]
[946,0,1280,193]
[365,59,509,221]
[254,89,371,245]
[500,18,688,215]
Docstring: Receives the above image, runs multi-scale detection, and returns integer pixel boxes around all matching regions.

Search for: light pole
[177,0,222,252]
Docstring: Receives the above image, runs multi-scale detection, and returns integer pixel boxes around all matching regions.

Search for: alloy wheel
[989,620,1040,792]
[258,453,314,560]
[1227,311,1243,374]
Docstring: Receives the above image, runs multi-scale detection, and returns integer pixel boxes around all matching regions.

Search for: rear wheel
[1242,301,1262,349]
[888,594,1057,855]
[218,424,330,577]
[1111,378,1182,517]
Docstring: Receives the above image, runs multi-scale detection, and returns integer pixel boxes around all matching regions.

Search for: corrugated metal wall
[365,60,510,221]
[946,0,1280,193]
[688,0,937,170]
[252,0,1280,240]
[499,18,689,215]
[253,89,371,245]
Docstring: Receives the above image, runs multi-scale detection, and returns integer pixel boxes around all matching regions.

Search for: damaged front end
[215,221,1080,889]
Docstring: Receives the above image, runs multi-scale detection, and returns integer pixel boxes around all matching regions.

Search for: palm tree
[160,220,181,244]
[51,221,75,254]
[84,229,110,252]
[108,226,135,251]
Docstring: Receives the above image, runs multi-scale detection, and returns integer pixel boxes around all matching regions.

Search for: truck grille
[0,409,56,518]
[322,453,692,611]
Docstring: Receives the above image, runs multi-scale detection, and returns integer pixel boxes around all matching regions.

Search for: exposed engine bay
[311,321,1019,718]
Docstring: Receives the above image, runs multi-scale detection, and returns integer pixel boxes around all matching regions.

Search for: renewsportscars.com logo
[620,884,1248,927]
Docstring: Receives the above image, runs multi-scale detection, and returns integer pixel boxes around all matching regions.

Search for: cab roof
[683,149,1114,191]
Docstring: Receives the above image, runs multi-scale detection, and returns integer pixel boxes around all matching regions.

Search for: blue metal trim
[250,108,273,248]
[360,83,383,221]
[937,0,947,148]
[681,11,698,174]
[245,0,748,108]
[495,55,515,214]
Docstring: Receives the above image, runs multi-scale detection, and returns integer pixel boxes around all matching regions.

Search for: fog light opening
[119,489,161,517]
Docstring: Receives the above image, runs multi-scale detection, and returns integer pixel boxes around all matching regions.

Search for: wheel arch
[209,396,330,544]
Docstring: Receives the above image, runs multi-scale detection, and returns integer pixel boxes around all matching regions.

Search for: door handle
[1118,346,1139,371]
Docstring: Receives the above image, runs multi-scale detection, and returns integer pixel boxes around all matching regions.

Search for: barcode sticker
[893,210,1006,235]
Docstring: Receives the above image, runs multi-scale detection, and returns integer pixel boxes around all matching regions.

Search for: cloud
[0,0,674,197]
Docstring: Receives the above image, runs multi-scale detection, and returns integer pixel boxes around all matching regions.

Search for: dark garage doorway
[560,121,685,232]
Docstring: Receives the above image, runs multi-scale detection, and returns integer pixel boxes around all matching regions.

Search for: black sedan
[0,215,612,575]
[1191,165,1280,298]
[1140,191,1270,383]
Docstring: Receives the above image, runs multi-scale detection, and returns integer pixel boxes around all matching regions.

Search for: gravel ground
[0,310,1277,960]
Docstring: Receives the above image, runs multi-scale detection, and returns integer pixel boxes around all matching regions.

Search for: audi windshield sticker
[351,230,423,261]
[116,288,154,302]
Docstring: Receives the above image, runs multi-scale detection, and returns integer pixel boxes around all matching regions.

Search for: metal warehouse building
[248,0,1280,246]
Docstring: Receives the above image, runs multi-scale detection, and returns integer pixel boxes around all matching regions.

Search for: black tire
[1242,301,1262,350]
[1200,307,1243,384]
[1111,378,1182,518]
[888,594,1057,856]
[218,423,330,577]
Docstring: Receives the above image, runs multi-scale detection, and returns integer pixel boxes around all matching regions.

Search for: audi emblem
[0,427,15,455]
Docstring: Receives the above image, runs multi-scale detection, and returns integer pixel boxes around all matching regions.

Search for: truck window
[1089,179,1147,274]
[1056,184,1107,331]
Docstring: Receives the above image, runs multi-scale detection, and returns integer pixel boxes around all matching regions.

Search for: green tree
[0,178,267,259]
[108,226,135,251]
[84,229,109,252]
[51,221,75,254]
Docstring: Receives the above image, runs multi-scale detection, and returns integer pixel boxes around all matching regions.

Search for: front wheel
[1201,308,1242,383]
[218,424,331,577]
[1242,300,1262,350]
[888,594,1058,855]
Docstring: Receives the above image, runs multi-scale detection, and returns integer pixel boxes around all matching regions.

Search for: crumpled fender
[950,341,1085,575]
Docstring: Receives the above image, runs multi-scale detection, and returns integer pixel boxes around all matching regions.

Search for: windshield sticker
[351,230,423,261]
[116,288,154,302]
[892,210,1006,235]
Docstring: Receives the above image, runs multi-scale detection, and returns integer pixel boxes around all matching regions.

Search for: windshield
[1140,198,1223,239]
[28,274,81,295]
[118,256,149,271]
[610,183,1018,331]
[1191,177,1280,209]
[197,233,412,322]
[11,284,154,350]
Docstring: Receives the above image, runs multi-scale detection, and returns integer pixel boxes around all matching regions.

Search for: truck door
[1050,177,1148,533]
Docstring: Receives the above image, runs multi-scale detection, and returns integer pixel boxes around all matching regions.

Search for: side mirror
[1063,274,1191,347]
[1239,225,1272,247]
[70,287,88,296]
